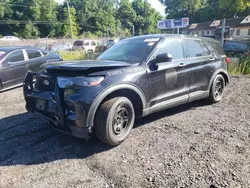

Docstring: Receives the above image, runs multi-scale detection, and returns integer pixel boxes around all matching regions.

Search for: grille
[35,75,56,92]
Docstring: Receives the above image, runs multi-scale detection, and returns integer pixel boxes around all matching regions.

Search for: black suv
[24,34,230,146]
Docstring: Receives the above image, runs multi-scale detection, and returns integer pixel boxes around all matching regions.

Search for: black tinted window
[73,41,83,46]
[4,50,24,63]
[26,49,41,59]
[91,41,96,46]
[185,39,210,57]
[157,39,184,60]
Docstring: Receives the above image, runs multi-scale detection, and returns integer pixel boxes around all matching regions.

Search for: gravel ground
[0,76,250,188]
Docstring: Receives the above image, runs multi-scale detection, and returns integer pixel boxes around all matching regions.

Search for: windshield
[97,38,159,64]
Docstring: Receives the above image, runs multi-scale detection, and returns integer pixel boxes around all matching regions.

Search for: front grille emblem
[43,80,50,86]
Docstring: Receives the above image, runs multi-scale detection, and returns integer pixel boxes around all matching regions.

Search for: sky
[54,0,166,16]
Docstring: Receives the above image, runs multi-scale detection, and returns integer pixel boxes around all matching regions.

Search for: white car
[0,36,20,42]
[72,40,97,53]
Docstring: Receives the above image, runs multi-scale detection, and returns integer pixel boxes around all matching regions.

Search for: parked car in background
[96,39,120,53]
[49,43,72,52]
[223,41,250,54]
[0,36,20,42]
[72,40,98,53]
[96,40,108,53]
[24,34,230,146]
[0,46,62,92]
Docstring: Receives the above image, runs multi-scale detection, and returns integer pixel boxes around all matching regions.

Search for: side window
[157,39,184,60]
[3,50,24,63]
[91,41,96,46]
[184,39,210,57]
[26,49,42,59]
[84,41,90,46]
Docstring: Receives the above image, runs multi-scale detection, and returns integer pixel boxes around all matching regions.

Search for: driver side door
[147,38,190,113]
[0,50,28,89]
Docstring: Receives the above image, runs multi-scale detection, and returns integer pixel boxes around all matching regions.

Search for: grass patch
[227,53,250,75]
[59,51,85,61]
[58,50,100,61]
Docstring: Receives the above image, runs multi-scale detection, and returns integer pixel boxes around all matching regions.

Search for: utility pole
[67,1,73,39]
[221,18,226,46]
[132,25,135,36]
[106,26,109,40]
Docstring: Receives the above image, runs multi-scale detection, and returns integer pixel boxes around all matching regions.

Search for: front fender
[86,83,147,128]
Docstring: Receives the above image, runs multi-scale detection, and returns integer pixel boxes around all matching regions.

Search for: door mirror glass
[155,53,172,63]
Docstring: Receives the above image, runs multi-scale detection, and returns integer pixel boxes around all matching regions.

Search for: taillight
[225,57,231,64]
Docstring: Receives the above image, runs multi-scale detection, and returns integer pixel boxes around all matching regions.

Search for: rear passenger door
[183,39,215,100]
[25,49,44,72]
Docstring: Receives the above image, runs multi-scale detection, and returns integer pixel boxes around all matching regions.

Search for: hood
[42,60,132,71]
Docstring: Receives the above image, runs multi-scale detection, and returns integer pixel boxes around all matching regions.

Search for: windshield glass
[98,38,159,64]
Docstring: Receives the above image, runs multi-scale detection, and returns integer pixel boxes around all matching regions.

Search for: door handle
[209,58,215,61]
[23,64,28,68]
[178,63,187,67]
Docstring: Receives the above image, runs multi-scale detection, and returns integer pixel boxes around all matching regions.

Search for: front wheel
[208,74,225,103]
[94,97,135,146]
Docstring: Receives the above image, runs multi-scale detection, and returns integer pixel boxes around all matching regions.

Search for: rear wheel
[208,74,225,103]
[95,97,135,146]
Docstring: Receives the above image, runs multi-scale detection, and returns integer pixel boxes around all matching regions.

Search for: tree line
[0,0,162,39]
[160,0,250,24]
[0,0,249,39]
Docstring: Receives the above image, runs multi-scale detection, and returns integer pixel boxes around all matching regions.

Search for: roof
[0,46,34,52]
[187,15,250,31]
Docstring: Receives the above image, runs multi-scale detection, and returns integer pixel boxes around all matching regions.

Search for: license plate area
[36,99,47,111]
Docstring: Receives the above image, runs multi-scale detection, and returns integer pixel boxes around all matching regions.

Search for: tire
[95,97,135,146]
[208,74,225,103]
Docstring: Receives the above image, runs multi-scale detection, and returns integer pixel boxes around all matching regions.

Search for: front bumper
[23,72,92,140]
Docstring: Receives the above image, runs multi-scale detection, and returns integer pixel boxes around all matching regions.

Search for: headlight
[57,76,104,88]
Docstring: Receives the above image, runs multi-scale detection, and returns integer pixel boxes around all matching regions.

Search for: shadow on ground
[0,100,208,166]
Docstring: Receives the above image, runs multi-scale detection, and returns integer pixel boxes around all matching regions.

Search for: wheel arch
[86,84,147,128]
[208,69,230,90]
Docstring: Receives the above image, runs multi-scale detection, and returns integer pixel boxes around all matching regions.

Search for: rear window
[73,41,83,46]
[223,42,249,53]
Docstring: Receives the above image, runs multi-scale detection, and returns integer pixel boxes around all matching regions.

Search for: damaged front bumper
[23,72,92,140]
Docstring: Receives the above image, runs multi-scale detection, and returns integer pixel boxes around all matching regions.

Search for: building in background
[186,15,250,40]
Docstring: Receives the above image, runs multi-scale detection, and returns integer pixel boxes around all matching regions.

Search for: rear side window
[26,49,41,59]
[184,39,210,57]
[3,50,24,63]
[157,39,184,60]
[208,41,225,55]
[41,50,49,56]
[91,41,96,46]
[84,41,90,46]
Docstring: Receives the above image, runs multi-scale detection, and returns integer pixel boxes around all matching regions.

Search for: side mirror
[155,53,173,63]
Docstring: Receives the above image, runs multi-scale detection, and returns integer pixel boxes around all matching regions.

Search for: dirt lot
[0,76,249,188]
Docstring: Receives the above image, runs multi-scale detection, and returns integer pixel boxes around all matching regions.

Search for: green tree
[160,0,206,22]
[132,0,162,35]
[219,0,250,13]
[62,6,78,37]
[116,0,136,30]
[18,22,40,39]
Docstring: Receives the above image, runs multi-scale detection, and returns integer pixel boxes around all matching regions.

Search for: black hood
[42,60,132,71]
